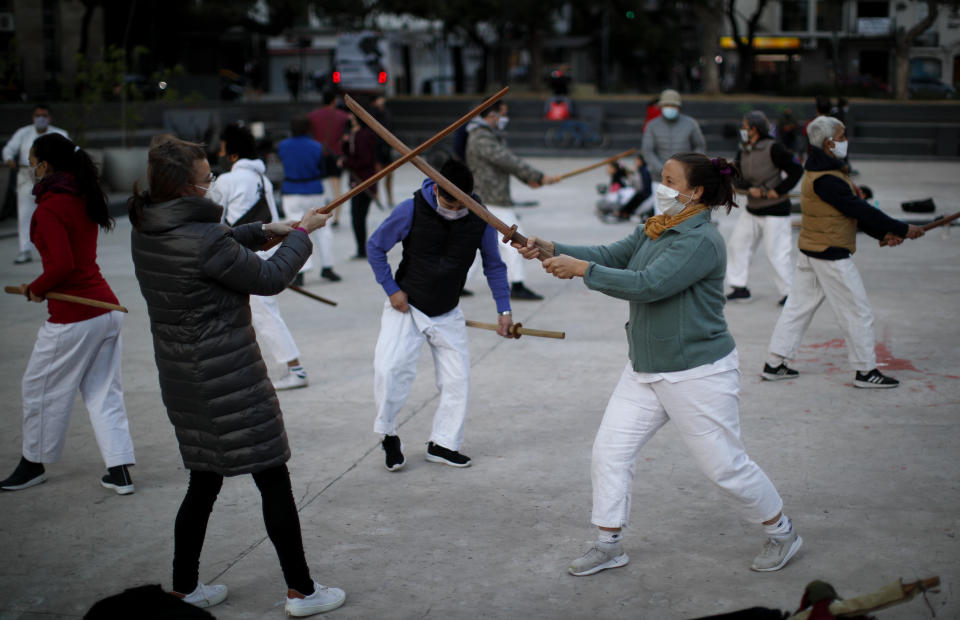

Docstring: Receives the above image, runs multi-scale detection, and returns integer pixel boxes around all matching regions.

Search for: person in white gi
[726,110,803,305]
[213,123,310,390]
[514,152,802,577]
[367,160,514,471]
[2,104,69,264]
[1,133,134,494]
[762,116,924,388]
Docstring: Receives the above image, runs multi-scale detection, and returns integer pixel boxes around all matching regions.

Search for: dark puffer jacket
[131,196,311,476]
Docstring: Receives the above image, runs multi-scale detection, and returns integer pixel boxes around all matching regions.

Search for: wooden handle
[287,284,337,307]
[902,576,940,596]
[5,286,128,313]
[554,148,637,182]
[345,93,556,261]
[920,211,960,232]
[464,319,565,339]
[263,86,512,251]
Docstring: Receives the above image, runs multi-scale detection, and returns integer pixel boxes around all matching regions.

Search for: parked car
[909,75,956,98]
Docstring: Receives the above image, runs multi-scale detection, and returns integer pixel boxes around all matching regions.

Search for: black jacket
[131,196,311,476]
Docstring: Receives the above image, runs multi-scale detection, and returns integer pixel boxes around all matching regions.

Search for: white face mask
[34,116,50,131]
[497,116,509,131]
[655,183,693,216]
[830,139,848,159]
[436,204,468,220]
[739,128,750,143]
[661,107,679,121]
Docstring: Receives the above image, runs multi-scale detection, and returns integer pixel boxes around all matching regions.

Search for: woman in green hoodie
[514,152,801,577]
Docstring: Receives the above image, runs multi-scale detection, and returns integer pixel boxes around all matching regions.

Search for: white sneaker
[274,371,308,391]
[172,583,228,608]
[285,580,346,616]
[568,542,629,576]
[751,528,803,571]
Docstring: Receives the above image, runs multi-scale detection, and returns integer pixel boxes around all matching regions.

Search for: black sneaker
[320,267,342,282]
[510,282,543,301]
[0,457,46,491]
[425,442,471,468]
[290,273,305,287]
[381,435,405,472]
[100,464,135,495]
[854,368,899,389]
[778,295,788,306]
[762,363,799,381]
[726,287,751,302]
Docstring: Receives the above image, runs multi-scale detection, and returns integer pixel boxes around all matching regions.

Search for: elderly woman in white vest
[762,116,924,388]
[725,110,803,305]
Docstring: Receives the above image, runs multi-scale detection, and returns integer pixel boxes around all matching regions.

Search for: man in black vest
[366,160,514,471]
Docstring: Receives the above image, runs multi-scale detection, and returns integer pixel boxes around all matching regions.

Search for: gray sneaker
[751,528,802,572]
[568,542,629,576]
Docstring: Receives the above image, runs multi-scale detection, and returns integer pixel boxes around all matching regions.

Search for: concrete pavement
[0,157,957,619]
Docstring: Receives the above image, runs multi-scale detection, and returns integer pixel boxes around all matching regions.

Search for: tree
[725,0,770,91]
[694,0,725,94]
[892,0,953,99]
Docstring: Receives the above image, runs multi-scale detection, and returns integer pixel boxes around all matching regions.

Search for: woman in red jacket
[0,133,136,494]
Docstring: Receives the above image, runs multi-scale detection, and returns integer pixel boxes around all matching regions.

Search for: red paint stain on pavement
[875,342,918,372]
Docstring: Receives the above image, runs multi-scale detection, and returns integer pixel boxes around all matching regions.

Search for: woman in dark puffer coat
[129,136,345,617]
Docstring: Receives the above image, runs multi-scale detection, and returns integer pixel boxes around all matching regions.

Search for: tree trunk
[893,0,939,100]
[699,3,723,94]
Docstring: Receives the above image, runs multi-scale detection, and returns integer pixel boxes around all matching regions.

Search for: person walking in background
[277,116,341,284]
[611,153,654,222]
[367,160,514,472]
[308,90,350,226]
[129,135,344,616]
[762,116,924,388]
[465,101,558,300]
[513,153,802,577]
[776,108,800,156]
[341,109,378,259]
[2,104,69,265]
[370,95,396,207]
[0,133,135,495]
[726,111,803,305]
[214,123,311,391]
[640,89,706,214]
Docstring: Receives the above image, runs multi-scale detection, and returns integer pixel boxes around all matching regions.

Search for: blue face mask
[661,107,679,121]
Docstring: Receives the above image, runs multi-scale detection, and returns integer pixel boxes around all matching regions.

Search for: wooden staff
[287,284,337,307]
[4,286,128,313]
[465,319,565,340]
[553,148,637,183]
[262,86,511,250]
[920,211,960,232]
[345,94,557,260]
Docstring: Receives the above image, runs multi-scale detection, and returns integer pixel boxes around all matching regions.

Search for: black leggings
[351,192,372,256]
[172,464,313,594]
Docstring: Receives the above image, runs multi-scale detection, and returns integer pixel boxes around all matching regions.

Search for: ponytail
[31,133,113,230]
[668,152,741,213]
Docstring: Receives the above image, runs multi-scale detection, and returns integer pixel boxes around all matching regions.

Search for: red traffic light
[332,71,341,83]
[378,71,387,84]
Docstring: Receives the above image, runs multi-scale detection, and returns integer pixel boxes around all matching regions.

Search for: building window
[911,57,942,79]
[781,0,809,32]
[816,0,842,31]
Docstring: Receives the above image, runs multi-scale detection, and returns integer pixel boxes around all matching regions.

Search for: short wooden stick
[465,319,565,339]
[287,284,337,307]
[554,148,637,182]
[4,286,129,312]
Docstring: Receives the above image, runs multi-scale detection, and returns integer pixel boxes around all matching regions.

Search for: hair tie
[711,157,732,175]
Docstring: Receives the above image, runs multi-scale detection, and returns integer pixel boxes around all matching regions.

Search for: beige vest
[798,169,857,254]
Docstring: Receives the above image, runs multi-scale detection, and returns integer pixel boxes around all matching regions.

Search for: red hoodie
[28,172,118,323]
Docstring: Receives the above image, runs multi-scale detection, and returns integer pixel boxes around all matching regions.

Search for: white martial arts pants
[466,205,525,284]
[768,254,876,371]
[21,311,135,467]
[250,294,300,365]
[17,168,35,254]
[726,211,794,296]
[591,362,783,529]
[281,194,334,272]
[373,301,470,451]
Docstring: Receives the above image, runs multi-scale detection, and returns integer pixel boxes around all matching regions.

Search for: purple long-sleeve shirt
[366,178,511,313]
